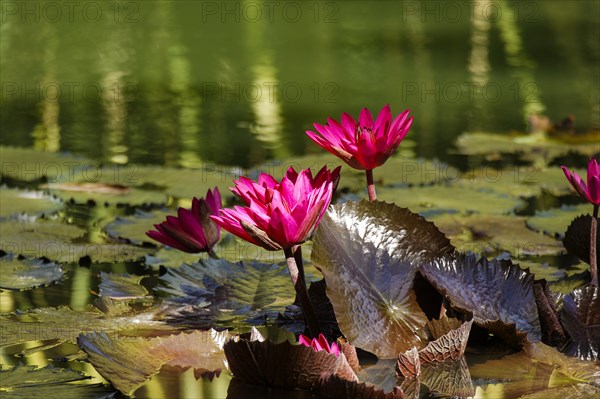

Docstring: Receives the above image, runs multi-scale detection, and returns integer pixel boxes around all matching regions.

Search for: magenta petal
[298,335,311,347]
[588,175,600,204]
[358,107,374,128]
[373,104,392,135]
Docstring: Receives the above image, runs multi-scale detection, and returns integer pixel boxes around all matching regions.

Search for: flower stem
[293,245,305,283]
[366,169,377,201]
[284,246,321,337]
[207,249,219,260]
[591,205,598,286]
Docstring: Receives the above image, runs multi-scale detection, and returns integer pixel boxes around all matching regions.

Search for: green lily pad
[0,187,63,219]
[0,305,174,351]
[0,364,115,398]
[311,200,455,358]
[0,220,149,264]
[0,146,93,183]
[454,131,600,164]
[377,185,527,216]
[105,209,172,246]
[157,258,301,328]
[98,272,149,300]
[42,182,166,207]
[78,329,228,396]
[527,204,592,238]
[0,253,64,290]
[430,214,565,257]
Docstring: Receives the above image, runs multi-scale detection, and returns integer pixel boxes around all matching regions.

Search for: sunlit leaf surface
[312,200,454,358]
[0,253,64,290]
[560,285,599,361]
[0,187,63,219]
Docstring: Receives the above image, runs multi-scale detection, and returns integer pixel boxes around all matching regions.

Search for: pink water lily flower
[562,158,600,206]
[146,188,221,253]
[211,166,340,251]
[306,105,413,171]
[298,333,340,357]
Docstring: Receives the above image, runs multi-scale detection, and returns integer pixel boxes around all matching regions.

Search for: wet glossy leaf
[224,335,357,390]
[0,364,115,399]
[560,285,599,360]
[98,272,149,299]
[419,318,473,363]
[0,187,63,219]
[395,347,420,379]
[419,254,541,344]
[0,253,64,290]
[563,215,600,266]
[78,329,228,396]
[105,209,172,245]
[0,220,149,263]
[156,259,298,328]
[527,204,590,238]
[311,200,455,358]
[431,214,564,257]
[377,185,527,217]
[316,374,404,399]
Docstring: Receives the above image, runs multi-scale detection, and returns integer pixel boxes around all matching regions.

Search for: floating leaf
[156,259,298,328]
[0,306,172,350]
[560,285,599,361]
[419,254,541,344]
[377,185,526,217]
[43,182,166,207]
[454,131,600,163]
[105,209,172,245]
[0,364,115,399]
[420,357,474,398]
[563,215,599,266]
[0,220,149,263]
[224,335,357,390]
[98,272,149,300]
[430,214,564,257]
[316,374,404,399]
[0,187,63,219]
[395,347,420,379]
[311,200,454,358]
[527,204,591,238]
[77,329,228,396]
[0,253,64,290]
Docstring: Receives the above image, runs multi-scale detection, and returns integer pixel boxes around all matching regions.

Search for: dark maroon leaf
[223,335,357,390]
[312,200,454,358]
[560,285,600,361]
[419,254,541,345]
[563,215,599,265]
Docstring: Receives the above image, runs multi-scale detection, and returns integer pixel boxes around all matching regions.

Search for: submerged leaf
[420,254,541,344]
[0,253,64,290]
[312,200,455,358]
[78,329,228,396]
[420,357,474,398]
[560,285,600,361]
[0,364,115,398]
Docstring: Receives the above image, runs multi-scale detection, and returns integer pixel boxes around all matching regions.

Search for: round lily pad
[429,214,564,257]
[106,209,172,245]
[526,204,592,238]
[0,253,65,290]
[42,182,166,207]
[0,186,63,219]
[0,220,148,264]
[377,184,527,217]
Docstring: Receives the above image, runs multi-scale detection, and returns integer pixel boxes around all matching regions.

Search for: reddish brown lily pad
[419,318,473,363]
[419,254,541,345]
[312,200,454,358]
[560,285,600,361]
[223,334,357,390]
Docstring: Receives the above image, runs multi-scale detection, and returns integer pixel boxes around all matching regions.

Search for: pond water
[1,1,599,398]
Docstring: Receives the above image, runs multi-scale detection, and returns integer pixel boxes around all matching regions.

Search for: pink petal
[298,335,311,347]
[373,104,392,137]
[358,107,374,128]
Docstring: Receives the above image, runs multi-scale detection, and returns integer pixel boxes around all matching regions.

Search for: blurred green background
[2,0,598,168]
